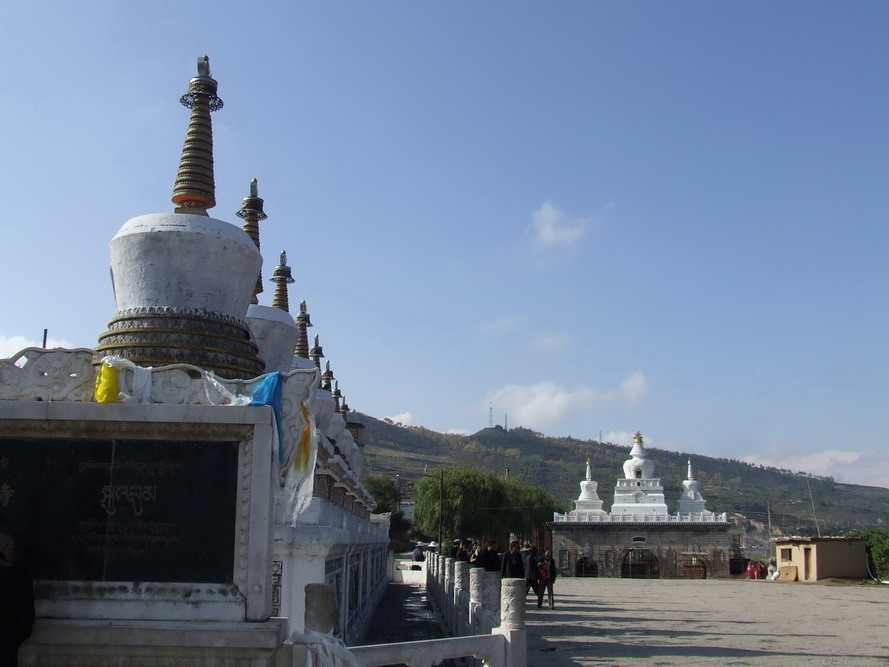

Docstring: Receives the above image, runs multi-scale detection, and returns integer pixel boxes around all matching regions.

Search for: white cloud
[446,428,470,436]
[530,334,571,351]
[529,201,590,249]
[385,412,414,426]
[485,373,647,430]
[479,315,523,334]
[742,450,868,484]
[618,371,648,405]
[0,334,77,359]
[602,430,654,447]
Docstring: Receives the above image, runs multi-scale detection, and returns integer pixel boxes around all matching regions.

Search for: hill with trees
[356,412,889,538]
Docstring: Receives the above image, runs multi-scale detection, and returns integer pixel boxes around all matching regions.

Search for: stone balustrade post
[494,578,527,667]
[454,561,470,635]
[426,552,434,594]
[482,571,500,614]
[444,558,455,632]
[304,583,335,635]
[436,554,446,609]
[468,567,484,631]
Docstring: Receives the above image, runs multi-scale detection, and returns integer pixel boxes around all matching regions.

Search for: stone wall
[550,523,732,579]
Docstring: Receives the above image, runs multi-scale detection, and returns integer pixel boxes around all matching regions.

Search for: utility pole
[438,470,444,548]
[767,501,773,559]
[806,477,822,537]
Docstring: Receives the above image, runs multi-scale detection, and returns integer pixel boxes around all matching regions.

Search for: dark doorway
[621,548,660,579]
[682,556,707,579]
[575,556,598,577]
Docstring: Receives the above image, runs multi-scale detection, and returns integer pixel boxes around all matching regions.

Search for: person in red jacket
[536,549,558,609]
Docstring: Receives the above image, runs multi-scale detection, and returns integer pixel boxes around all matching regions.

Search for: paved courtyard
[525,578,889,666]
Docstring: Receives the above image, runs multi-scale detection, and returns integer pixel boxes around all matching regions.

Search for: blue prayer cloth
[249,372,285,463]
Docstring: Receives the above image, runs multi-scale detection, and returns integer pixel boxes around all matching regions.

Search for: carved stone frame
[0,401,275,622]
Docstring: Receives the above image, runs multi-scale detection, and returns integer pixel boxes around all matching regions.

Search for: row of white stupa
[553,431,729,523]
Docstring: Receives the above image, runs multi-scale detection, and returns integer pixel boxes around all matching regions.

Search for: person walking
[523,545,540,601]
[0,533,35,667]
[537,548,557,609]
[476,541,500,572]
[500,541,524,578]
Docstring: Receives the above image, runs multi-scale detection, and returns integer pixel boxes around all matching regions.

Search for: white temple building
[553,431,727,524]
[549,432,733,579]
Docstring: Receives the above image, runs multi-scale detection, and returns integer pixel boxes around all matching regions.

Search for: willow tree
[363,474,402,514]
[413,466,560,546]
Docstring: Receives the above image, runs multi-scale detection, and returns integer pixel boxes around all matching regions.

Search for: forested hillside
[356,412,889,537]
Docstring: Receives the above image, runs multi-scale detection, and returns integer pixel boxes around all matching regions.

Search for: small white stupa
[677,458,715,517]
[572,459,607,519]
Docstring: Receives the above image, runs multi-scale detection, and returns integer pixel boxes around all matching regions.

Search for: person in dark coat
[536,548,558,609]
[476,541,500,572]
[500,541,524,578]
[0,533,35,667]
[523,545,540,599]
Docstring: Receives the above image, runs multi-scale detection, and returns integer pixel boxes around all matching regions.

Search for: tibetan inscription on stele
[0,438,239,583]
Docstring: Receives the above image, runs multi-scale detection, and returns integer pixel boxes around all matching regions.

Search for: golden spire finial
[309,334,324,369]
[269,250,295,312]
[237,178,268,304]
[172,56,223,214]
[294,300,313,358]
[321,360,334,391]
[634,431,643,444]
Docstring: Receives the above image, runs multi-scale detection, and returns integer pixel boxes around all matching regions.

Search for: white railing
[346,553,526,667]
[552,511,729,524]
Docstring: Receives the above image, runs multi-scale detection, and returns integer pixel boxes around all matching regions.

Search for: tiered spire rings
[172,56,223,214]
[310,335,324,369]
[295,300,313,358]
[237,179,268,304]
[269,251,295,312]
[321,360,334,391]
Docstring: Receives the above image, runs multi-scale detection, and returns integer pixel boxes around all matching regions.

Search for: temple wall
[550,523,732,579]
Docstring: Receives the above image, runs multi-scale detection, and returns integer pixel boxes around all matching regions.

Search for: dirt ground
[525,577,889,666]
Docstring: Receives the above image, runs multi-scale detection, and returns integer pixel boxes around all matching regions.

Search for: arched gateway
[575,556,598,577]
[621,548,660,579]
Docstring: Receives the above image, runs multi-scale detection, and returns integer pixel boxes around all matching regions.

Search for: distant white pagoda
[554,431,727,524]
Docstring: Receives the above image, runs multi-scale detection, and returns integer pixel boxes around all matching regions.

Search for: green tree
[413,466,560,546]
[363,473,401,513]
[849,528,889,578]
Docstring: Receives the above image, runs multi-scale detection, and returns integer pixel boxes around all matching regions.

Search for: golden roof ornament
[172,56,223,214]
[634,431,643,444]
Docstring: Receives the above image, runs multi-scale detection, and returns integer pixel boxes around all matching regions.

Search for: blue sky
[2,2,887,487]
